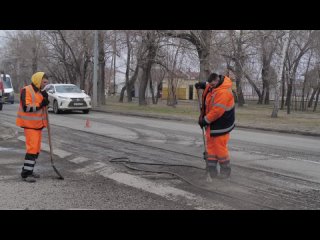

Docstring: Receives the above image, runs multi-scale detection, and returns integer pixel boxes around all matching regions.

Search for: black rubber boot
[207,161,218,178]
[219,162,231,179]
[21,169,36,183]
[22,175,36,183]
[31,172,40,178]
[32,159,40,178]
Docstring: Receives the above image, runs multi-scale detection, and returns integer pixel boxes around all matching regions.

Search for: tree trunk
[287,64,302,114]
[98,31,105,105]
[300,53,312,111]
[235,61,245,107]
[294,85,298,111]
[113,32,117,95]
[119,86,126,102]
[286,79,293,114]
[149,74,156,104]
[281,68,286,110]
[308,87,317,108]
[167,77,177,107]
[155,81,162,104]
[199,49,211,82]
[301,83,306,111]
[313,87,320,112]
[139,65,152,105]
[108,55,113,96]
[229,65,262,104]
[261,67,269,104]
[305,88,311,111]
[259,82,265,104]
[126,64,139,102]
[127,83,134,102]
[264,81,270,104]
[259,31,277,105]
[166,41,182,107]
[272,30,290,118]
[198,31,212,82]
[138,32,157,106]
[120,32,132,103]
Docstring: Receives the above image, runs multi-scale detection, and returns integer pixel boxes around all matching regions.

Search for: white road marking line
[287,157,320,165]
[17,136,72,158]
[250,151,263,155]
[69,157,89,164]
[97,164,229,210]
[268,154,281,157]
[108,172,197,200]
[74,162,108,174]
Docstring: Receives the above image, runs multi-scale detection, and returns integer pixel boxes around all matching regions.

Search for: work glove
[198,116,209,128]
[195,82,206,90]
[40,98,49,108]
[41,90,49,100]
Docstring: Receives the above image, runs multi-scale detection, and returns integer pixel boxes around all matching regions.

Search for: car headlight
[10,92,14,96]
[85,97,91,100]
[57,96,69,100]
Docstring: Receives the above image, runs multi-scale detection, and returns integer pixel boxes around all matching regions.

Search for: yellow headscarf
[31,72,45,89]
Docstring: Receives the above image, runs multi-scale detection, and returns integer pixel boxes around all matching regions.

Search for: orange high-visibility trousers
[24,128,42,155]
[205,127,230,164]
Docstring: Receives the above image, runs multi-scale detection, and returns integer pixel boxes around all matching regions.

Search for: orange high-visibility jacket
[16,85,48,129]
[202,76,235,136]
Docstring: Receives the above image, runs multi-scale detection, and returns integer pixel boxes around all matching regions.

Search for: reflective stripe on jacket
[202,76,235,136]
[16,85,48,129]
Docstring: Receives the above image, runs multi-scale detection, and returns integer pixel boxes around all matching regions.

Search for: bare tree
[160,30,212,82]
[138,31,159,105]
[272,30,290,118]
[257,30,279,104]
[151,65,166,104]
[119,31,143,103]
[98,30,106,105]
[300,51,313,111]
[166,39,183,107]
[285,30,315,114]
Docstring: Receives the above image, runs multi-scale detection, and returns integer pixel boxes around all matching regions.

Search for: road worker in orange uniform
[195,72,235,179]
[16,72,49,182]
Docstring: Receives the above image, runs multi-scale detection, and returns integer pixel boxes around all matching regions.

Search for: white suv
[44,84,92,114]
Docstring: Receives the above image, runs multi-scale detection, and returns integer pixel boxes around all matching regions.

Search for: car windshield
[55,85,82,93]
[3,77,12,88]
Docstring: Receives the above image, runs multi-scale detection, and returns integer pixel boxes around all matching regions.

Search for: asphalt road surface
[1,103,320,209]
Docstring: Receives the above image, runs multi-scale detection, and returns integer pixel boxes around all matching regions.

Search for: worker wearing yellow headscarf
[16,72,49,182]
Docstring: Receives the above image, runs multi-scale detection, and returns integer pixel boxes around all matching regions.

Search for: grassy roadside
[99,97,320,135]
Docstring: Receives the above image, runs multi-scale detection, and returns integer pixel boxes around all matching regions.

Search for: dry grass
[100,97,320,134]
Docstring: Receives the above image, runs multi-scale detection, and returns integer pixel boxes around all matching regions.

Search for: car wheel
[0,102,2,111]
[83,109,89,114]
[53,100,60,114]
[10,101,14,104]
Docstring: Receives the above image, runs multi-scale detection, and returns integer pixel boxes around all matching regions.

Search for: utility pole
[93,30,99,107]
[113,31,117,95]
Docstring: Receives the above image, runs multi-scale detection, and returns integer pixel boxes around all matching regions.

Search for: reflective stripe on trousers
[205,128,230,164]
[23,159,36,172]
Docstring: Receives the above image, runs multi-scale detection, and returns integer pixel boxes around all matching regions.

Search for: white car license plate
[74,103,83,106]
